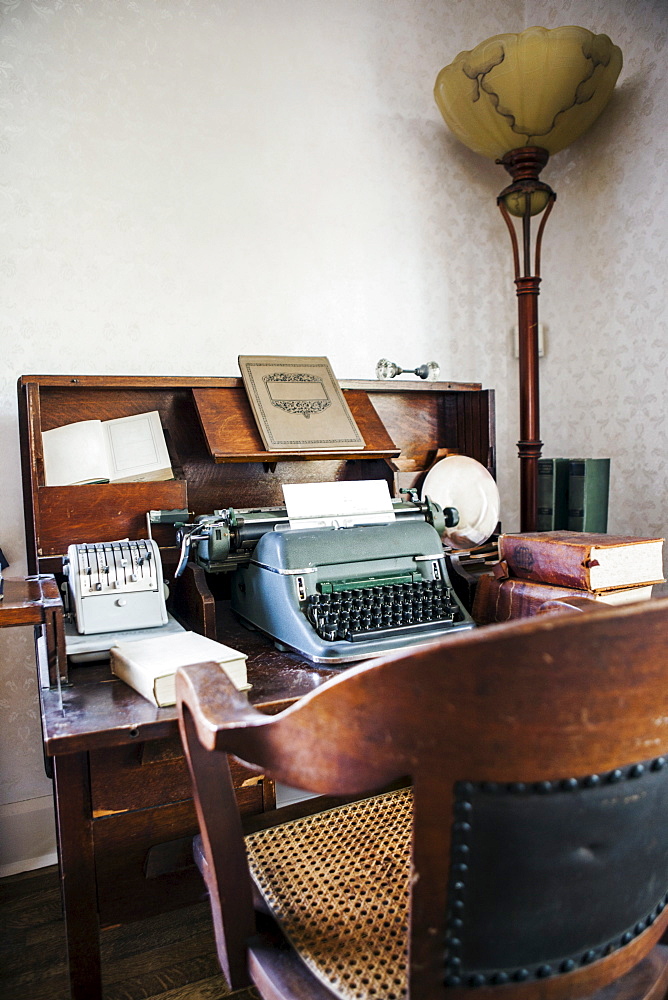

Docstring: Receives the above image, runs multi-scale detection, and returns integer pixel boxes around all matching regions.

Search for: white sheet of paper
[283,480,395,529]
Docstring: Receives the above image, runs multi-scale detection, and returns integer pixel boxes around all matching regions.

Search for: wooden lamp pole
[497,146,556,532]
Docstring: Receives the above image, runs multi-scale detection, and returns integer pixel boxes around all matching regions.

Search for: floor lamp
[434,26,622,531]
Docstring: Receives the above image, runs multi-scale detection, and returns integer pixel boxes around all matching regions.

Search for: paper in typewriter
[283,480,396,530]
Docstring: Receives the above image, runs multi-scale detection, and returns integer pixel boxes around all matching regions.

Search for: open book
[42,410,173,485]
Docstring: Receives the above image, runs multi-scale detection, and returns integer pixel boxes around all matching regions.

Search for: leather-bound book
[498,532,664,592]
[472,573,655,625]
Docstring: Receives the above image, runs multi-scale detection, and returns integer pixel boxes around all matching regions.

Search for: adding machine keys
[63,539,168,634]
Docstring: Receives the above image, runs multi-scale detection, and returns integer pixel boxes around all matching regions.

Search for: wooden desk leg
[52,751,102,1000]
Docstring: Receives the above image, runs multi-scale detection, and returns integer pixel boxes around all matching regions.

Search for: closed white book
[110,631,249,707]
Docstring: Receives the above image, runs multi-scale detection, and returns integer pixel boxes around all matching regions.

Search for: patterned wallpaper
[0,0,666,862]
[526,0,668,545]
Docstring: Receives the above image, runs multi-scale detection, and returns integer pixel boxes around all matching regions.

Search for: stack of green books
[537,457,610,532]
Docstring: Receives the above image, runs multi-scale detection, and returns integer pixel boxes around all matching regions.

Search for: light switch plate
[513,323,545,358]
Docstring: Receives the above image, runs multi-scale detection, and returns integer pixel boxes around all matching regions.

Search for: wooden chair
[177,598,668,1000]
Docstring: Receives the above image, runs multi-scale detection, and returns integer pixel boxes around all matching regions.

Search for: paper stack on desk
[110,631,250,707]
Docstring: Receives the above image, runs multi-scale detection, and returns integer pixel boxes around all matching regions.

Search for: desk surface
[40,603,339,756]
[0,574,63,626]
[1,574,66,688]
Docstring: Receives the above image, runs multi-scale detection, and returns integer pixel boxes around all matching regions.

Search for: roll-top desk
[17,373,495,999]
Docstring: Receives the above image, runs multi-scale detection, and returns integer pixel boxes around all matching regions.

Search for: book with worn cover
[498,531,664,592]
[567,458,610,532]
[42,410,173,485]
[110,631,250,707]
[472,573,655,625]
[536,458,569,531]
[238,355,365,452]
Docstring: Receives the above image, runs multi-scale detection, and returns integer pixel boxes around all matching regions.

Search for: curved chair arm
[176,660,273,750]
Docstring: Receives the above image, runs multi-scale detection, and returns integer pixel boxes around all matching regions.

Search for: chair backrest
[177,597,668,1000]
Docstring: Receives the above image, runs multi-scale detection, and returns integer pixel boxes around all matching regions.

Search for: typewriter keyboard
[305,579,463,643]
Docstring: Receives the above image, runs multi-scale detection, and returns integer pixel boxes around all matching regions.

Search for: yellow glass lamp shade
[434,25,622,162]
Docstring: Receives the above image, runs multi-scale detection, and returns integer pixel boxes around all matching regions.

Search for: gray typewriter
[152,486,475,664]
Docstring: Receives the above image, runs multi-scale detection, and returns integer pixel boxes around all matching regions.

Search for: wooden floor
[0,864,258,1000]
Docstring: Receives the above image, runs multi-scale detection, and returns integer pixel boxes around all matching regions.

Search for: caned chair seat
[245,788,412,1000]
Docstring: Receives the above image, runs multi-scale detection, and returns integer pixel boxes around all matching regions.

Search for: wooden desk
[40,603,337,1000]
[17,373,496,998]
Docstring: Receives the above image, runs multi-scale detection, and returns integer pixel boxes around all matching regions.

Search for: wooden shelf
[192,386,400,462]
[35,480,188,558]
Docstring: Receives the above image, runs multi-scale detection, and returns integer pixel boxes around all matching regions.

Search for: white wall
[1,0,666,873]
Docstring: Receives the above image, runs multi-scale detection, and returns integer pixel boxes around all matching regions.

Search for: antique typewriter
[152,481,482,663]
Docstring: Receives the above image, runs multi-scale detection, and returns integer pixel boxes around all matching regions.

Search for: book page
[42,420,110,485]
[103,411,172,482]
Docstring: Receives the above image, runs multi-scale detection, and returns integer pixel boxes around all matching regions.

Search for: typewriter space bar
[347,617,457,642]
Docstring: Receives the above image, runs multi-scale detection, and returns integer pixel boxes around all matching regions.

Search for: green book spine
[536,458,569,531]
[567,458,610,532]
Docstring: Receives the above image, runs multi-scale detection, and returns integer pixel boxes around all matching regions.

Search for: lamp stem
[497,147,555,532]
[515,275,543,531]
[522,197,532,277]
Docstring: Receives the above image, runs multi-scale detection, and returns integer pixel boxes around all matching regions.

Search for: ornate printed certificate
[238,356,365,451]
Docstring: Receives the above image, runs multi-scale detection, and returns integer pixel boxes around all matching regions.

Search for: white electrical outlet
[513,323,545,358]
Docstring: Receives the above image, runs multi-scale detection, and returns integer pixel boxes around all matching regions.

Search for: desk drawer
[94,781,270,925]
[90,736,274,815]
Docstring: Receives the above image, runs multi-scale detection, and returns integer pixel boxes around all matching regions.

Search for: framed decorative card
[238,355,365,451]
